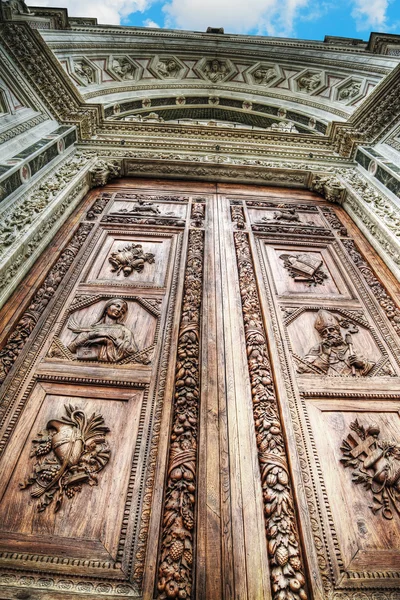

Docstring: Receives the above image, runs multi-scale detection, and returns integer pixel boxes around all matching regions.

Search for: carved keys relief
[341,419,400,520]
[20,404,110,513]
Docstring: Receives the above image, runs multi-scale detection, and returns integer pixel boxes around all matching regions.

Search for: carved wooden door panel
[0,180,399,600]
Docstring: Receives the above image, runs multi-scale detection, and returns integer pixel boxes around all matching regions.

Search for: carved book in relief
[0,181,399,600]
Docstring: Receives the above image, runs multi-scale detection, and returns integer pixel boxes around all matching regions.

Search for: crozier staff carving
[296,310,374,376]
[279,253,328,286]
[20,404,110,512]
[341,419,400,520]
[109,243,155,277]
[68,298,139,362]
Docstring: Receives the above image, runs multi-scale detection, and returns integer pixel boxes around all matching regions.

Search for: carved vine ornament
[234,232,307,600]
[157,229,204,600]
[20,404,110,512]
[341,419,400,520]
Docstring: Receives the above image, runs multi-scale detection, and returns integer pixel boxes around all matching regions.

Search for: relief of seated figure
[67,298,138,362]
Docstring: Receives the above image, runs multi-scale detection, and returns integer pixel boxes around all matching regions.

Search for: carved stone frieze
[0,223,93,385]
[339,168,400,239]
[0,151,94,263]
[341,419,400,520]
[157,229,204,600]
[233,231,308,600]
[20,403,110,512]
[0,23,97,137]
[297,71,322,93]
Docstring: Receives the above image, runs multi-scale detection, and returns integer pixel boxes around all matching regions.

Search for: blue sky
[28,0,400,40]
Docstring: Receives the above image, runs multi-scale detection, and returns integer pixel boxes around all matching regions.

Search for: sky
[27,0,400,40]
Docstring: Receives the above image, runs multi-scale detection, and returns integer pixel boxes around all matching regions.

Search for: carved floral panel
[83,233,173,287]
[0,383,143,565]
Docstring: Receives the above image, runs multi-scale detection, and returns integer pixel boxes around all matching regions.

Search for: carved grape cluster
[235,232,308,600]
[157,230,204,600]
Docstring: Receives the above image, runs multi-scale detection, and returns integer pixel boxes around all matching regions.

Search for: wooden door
[0,180,399,600]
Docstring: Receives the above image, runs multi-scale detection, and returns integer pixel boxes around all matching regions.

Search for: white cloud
[163,0,310,36]
[351,0,389,30]
[143,18,161,27]
[26,0,152,25]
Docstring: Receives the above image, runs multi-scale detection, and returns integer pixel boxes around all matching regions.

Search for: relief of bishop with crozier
[296,309,375,376]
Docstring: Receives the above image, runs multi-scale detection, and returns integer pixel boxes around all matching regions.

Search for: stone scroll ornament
[157,229,204,600]
[341,419,400,520]
[20,404,110,513]
[234,232,308,600]
[109,243,155,277]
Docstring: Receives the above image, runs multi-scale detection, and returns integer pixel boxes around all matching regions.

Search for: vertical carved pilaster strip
[157,229,204,600]
[0,223,94,387]
[230,203,245,229]
[233,231,308,600]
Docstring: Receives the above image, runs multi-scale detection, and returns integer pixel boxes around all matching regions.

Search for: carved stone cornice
[331,63,400,156]
[0,22,99,138]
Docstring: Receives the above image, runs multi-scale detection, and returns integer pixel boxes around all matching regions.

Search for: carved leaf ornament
[234,232,307,600]
[20,404,110,512]
[157,230,204,600]
[109,243,155,277]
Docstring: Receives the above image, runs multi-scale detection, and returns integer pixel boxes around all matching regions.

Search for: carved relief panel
[0,182,399,600]
[233,188,400,598]
[0,184,207,599]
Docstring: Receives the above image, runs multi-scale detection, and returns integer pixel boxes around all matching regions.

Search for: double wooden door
[0,179,399,600]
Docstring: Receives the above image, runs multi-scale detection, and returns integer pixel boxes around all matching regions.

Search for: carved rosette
[234,232,308,600]
[157,229,204,600]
